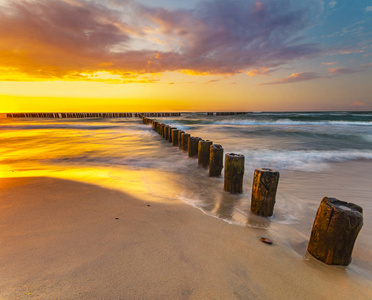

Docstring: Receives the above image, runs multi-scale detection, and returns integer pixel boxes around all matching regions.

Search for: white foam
[242,150,372,172]
[213,119,372,126]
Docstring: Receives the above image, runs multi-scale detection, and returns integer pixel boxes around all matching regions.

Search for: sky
[0,0,371,112]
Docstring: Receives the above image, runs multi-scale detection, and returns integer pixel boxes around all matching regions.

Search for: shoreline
[1,176,371,299]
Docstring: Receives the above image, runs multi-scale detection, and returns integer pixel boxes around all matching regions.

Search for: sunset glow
[0,0,371,112]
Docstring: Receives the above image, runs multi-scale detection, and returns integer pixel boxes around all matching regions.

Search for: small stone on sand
[260,237,273,245]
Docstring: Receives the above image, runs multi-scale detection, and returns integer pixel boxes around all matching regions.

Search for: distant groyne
[2,112,252,118]
[3,112,181,118]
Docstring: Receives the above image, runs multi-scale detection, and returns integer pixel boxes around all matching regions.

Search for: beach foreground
[0,177,371,299]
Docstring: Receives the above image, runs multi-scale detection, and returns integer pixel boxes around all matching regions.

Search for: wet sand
[0,177,371,299]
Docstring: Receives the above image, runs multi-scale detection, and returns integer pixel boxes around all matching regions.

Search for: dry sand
[0,177,371,299]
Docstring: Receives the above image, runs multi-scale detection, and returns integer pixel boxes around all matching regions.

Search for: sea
[1,111,372,280]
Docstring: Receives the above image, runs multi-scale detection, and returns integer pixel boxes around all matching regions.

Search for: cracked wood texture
[224,153,244,194]
[250,168,279,217]
[209,144,224,177]
[307,197,363,266]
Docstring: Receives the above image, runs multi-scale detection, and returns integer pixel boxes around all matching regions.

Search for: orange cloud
[247,67,270,77]
[322,61,338,65]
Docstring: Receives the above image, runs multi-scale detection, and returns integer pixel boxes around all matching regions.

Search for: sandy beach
[0,176,371,299]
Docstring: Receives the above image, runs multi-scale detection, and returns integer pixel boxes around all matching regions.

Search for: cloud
[247,67,272,76]
[328,67,360,75]
[259,72,323,85]
[349,102,365,107]
[260,62,371,86]
[329,1,337,9]
[322,61,338,65]
[204,79,221,84]
[328,63,372,75]
[338,49,364,55]
[365,6,372,12]
[0,0,322,81]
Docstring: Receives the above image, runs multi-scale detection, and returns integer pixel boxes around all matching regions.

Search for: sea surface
[1,111,372,281]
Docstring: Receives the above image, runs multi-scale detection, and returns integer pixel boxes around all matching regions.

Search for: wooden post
[161,124,166,137]
[307,197,363,266]
[250,168,280,217]
[178,131,185,149]
[198,140,213,167]
[181,133,190,151]
[168,127,176,143]
[156,123,160,134]
[164,126,170,140]
[172,129,180,146]
[224,153,244,193]
[188,137,201,158]
[209,144,223,177]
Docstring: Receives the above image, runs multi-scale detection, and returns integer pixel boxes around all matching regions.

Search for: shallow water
[1,112,372,282]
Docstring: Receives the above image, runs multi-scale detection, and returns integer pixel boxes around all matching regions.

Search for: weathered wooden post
[224,153,244,193]
[163,125,168,139]
[159,124,165,137]
[188,137,201,158]
[250,168,280,217]
[172,129,180,146]
[158,123,163,135]
[168,127,176,143]
[178,131,185,149]
[209,144,224,177]
[198,140,213,168]
[307,197,363,266]
[181,133,190,151]
[164,125,170,140]
[153,121,158,131]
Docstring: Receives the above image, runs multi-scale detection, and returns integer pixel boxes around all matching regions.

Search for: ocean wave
[213,119,372,126]
[243,150,372,171]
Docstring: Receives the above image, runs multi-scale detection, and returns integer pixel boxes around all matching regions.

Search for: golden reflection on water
[0,121,183,204]
[0,163,185,204]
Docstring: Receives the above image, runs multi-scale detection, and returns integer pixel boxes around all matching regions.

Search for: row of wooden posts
[206,112,248,116]
[141,115,364,267]
[5,112,181,119]
[142,115,279,217]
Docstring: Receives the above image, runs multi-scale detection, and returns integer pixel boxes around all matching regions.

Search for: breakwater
[142,114,364,266]
[4,112,181,118]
